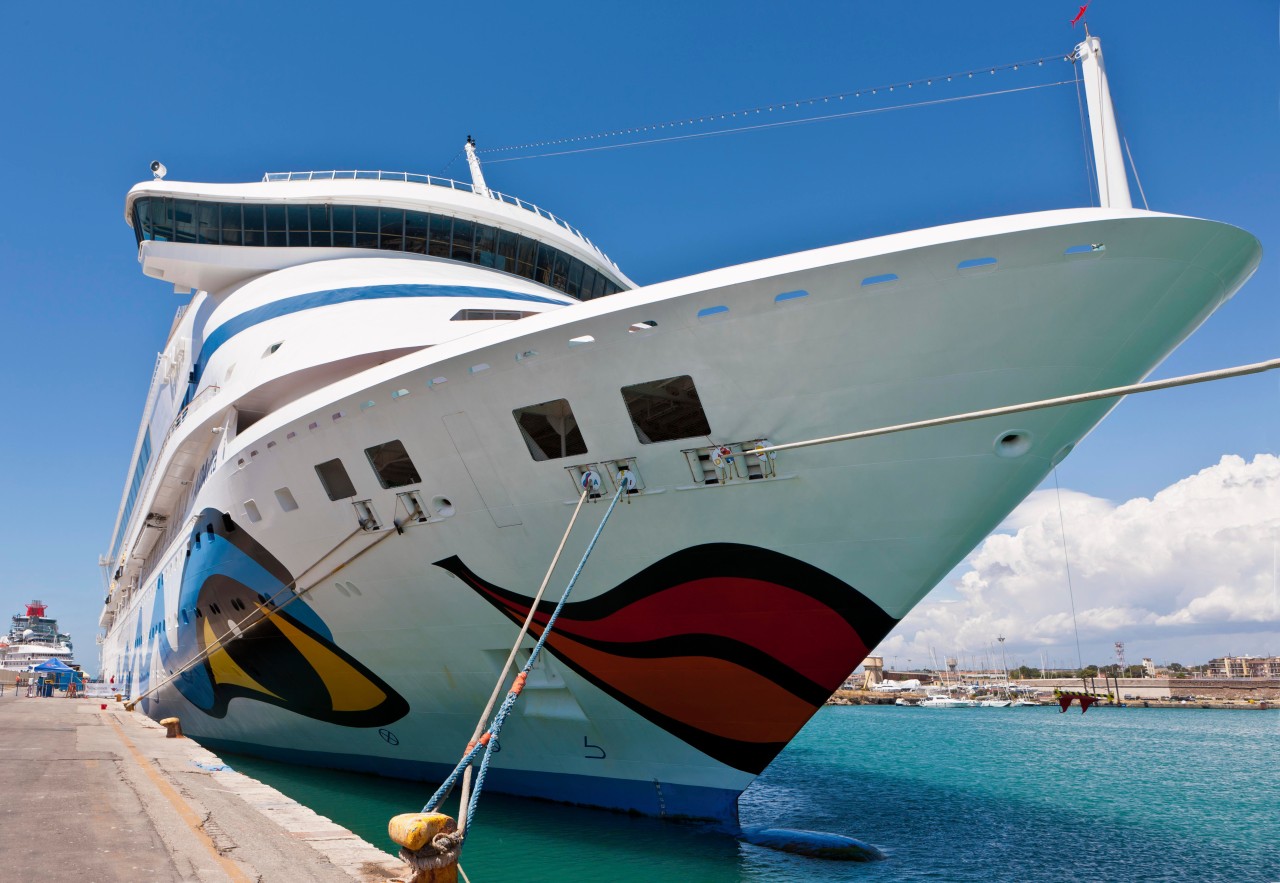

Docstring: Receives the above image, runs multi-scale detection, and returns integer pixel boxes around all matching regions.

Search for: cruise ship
[1,601,76,673]
[97,37,1260,822]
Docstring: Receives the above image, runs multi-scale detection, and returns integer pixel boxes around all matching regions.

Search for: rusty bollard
[389,812,459,883]
[159,716,184,738]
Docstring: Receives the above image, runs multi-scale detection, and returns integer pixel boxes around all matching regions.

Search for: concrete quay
[0,693,408,882]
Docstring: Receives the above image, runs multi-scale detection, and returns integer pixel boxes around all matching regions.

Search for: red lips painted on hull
[435,543,897,773]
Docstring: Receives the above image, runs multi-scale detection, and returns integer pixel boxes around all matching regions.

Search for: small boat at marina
[919,692,977,709]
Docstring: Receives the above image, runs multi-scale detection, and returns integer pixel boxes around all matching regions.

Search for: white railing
[260,169,619,271]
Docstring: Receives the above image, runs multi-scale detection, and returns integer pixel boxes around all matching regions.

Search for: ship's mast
[464,136,492,199]
[1075,34,1133,210]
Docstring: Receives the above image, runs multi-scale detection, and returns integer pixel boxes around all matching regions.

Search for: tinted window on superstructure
[131,197,628,300]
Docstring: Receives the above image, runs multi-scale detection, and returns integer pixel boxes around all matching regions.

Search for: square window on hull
[513,399,587,461]
[365,439,422,488]
[621,375,711,444]
[315,458,358,500]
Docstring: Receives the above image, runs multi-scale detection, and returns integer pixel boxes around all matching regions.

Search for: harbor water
[225,705,1279,882]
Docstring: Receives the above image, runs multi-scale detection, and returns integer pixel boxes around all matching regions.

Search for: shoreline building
[1205,656,1280,678]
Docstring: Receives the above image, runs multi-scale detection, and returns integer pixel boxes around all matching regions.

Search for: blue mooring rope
[422,482,628,833]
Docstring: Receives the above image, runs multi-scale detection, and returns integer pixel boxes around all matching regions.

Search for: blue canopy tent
[33,657,83,693]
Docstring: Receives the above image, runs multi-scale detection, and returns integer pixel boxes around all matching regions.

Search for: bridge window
[355,206,379,249]
[309,205,331,248]
[405,211,428,254]
[243,204,265,247]
[332,205,355,247]
[221,204,242,245]
[451,218,474,262]
[380,208,404,251]
[429,214,452,257]
[265,205,287,247]
[131,196,627,299]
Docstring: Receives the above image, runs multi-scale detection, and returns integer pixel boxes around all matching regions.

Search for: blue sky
[0,1,1273,668]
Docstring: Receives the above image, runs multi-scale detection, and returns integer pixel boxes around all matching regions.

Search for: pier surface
[0,694,405,882]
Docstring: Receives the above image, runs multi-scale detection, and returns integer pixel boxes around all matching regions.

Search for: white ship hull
[99,203,1258,821]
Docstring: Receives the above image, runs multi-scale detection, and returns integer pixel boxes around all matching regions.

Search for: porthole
[1065,243,1105,256]
[993,430,1033,459]
[432,496,455,517]
[861,273,898,287]
[263,342,283,357]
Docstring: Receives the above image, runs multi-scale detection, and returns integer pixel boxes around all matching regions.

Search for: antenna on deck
[464,136,492,199]
[1074,35,1133,210]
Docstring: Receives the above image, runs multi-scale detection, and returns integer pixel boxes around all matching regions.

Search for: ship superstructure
[1,601,76,672]
[97,39,1260,822]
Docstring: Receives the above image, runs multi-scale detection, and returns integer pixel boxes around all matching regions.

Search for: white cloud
[874,454,1280,668]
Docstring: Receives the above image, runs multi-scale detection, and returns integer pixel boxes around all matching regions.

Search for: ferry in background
[1,601,77,673]
[95,37,1260,823]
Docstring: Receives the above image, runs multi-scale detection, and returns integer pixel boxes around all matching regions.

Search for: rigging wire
[478,51,1073,161]
[1123,136,1150,210]
[1053,468,1086,671]
[1072,54,1099,206]
[484,81,1075,165]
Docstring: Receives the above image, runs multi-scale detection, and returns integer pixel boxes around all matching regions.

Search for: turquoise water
[225,706,1279,882]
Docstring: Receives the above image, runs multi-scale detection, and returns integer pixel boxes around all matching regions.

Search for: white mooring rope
[748,358,1280,457]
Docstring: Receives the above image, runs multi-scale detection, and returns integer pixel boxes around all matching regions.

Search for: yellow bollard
[388,812,459,883]
[159,717,183,738]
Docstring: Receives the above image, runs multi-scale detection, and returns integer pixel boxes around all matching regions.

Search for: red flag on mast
[1070,4,1089,27]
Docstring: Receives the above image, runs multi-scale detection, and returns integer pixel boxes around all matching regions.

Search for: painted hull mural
[137,509,409,727]
[436,544,897,773]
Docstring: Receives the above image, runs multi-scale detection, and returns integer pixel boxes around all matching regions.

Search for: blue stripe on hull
[193,736,741,824]
[192,282,570,390]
